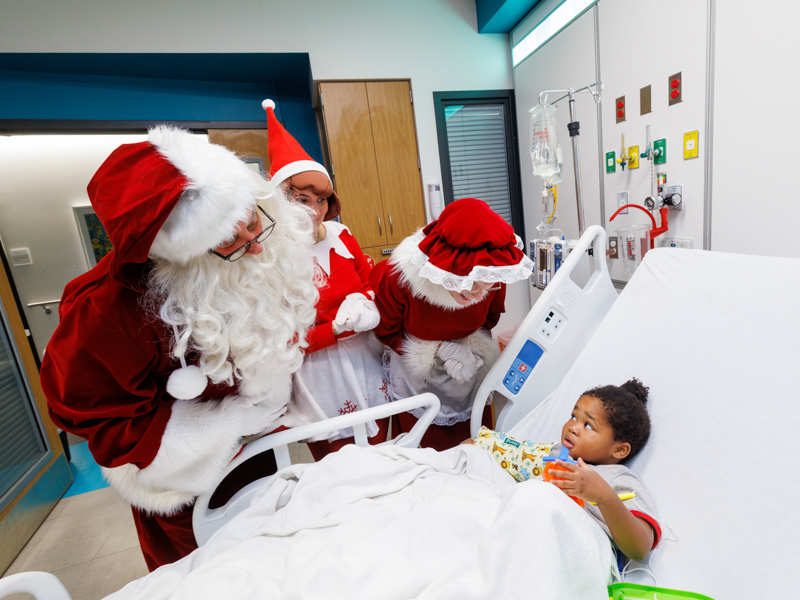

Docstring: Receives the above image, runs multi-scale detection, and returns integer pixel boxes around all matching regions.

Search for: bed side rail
[193,393,440,546]
[470,225,618,437]
[0,572,71,600]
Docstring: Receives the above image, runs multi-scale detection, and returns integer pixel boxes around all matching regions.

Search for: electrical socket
[658,237,693,249]
[617,192,628,214]
[608,236,619,259]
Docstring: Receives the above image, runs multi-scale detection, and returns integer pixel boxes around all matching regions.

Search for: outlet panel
[658,237,693,249]
[606,151,616,173]
[617,191,628,214]
[669,72,682,105]
[608,236,619,259]
[654,138,666,164]
[615,96,626,123]
[684,131,699,159]
[627,146,639,169]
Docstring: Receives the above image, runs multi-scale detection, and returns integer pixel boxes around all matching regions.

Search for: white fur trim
[148,126,271,264]
[262,98,276,111]
[462,328,501,368]
[271,160,331,188]
[102,396,285,515]
[390,231,464,310]
[399,336,440,381]
[166,365,208,400]
[313,221,354,275]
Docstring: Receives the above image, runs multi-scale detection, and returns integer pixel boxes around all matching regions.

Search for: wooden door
[365,81,425,245]
[207,129,270,175]
[319,82,386,248]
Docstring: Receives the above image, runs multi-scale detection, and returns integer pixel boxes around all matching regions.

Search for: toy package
[474,426,555,482]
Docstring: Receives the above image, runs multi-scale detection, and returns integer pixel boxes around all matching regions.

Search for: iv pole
[538,82,603,236]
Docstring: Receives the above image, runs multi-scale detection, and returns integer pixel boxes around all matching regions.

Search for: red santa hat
[88,126,273,400]
[262,99,340,220]
[412,198,534,291]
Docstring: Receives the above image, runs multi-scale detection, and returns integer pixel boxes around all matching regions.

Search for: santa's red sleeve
[42,297,280,516]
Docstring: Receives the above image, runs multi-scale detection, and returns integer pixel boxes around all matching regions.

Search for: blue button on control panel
[502,340,544,395]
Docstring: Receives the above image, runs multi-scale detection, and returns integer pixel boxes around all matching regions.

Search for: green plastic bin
[608,582,715,599]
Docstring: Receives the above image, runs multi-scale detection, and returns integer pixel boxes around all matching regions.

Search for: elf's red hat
[413,198,533,291]
[262,99,340,220]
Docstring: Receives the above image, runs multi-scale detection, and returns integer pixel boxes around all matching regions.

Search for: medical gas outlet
[645,185,682,211]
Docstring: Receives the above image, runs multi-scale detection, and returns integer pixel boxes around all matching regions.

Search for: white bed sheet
[510,247,800,598]
[107,445,615,600]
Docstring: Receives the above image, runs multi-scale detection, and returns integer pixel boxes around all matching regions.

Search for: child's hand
[549,458,615,505]
[459,438,475,445]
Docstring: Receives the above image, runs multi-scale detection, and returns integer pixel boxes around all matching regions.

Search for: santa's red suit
[370,198,534,451]
[41,127,318,570]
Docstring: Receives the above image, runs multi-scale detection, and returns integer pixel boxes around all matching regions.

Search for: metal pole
[567,89,586,236]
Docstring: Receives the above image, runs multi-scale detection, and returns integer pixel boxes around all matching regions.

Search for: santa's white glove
[436,341,484,384]
[333,293,381,333]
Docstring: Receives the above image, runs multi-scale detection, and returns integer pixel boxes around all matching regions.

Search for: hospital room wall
[511,0,800,314]
[513,0,708,297]
[711,1,800,257]
[0,0,514,356]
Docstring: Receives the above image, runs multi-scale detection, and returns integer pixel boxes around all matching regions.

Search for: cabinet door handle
[377,214,382,236]
[388,213,394,235]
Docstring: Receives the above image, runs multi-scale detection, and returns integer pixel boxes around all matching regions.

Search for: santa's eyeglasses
[210,205,276,262]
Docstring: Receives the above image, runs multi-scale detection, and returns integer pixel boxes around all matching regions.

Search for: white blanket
[109,445,614,600]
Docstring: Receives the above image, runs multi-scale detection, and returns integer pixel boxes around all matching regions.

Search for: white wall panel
[711,1,800,257]
[598,0,708,280]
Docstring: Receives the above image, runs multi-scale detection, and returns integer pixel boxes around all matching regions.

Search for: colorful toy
[542,446,585,507]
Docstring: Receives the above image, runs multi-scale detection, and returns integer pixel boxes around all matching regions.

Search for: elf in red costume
[370,198,534,451]
[40,126,319,570]
[262,100,389,460]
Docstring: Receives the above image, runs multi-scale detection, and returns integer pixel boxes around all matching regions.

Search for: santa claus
[40,126,318,570]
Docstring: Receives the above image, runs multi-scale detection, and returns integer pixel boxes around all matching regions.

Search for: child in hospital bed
[464,378,660,562]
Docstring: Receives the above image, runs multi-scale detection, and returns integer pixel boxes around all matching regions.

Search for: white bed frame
[470,224,618,437]
[193,393,441,546]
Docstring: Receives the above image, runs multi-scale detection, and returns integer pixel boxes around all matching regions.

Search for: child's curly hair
[582,378,650,463]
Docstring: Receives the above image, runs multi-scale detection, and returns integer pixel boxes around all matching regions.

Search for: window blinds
[0,315,46,500]
[444,103,513,226]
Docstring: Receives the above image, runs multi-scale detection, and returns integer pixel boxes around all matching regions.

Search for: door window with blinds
[0,299,48,512]
[433,90,523,235]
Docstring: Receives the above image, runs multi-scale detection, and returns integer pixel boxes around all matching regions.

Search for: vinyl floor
[2,441,315,600]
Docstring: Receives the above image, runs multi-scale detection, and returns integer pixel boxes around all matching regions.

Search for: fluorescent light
[512,0,597,67]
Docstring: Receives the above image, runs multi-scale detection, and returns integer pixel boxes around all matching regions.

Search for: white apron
[383,347,490,427]
[292,331,389,442]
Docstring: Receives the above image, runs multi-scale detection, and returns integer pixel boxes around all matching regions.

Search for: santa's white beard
[146,210,318,400]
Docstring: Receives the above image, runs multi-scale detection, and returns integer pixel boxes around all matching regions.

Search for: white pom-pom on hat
[167,365,208,400]
[262,99,276,111]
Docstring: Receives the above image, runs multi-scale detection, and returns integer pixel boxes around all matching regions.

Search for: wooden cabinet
[319,80,426,262]
[207,129,270,175]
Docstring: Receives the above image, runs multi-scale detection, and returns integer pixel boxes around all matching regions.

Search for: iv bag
[529,104,563,185]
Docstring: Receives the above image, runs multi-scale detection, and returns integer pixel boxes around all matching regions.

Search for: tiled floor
[2,442,315,600]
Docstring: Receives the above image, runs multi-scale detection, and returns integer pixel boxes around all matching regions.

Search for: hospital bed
[2,225,798,599]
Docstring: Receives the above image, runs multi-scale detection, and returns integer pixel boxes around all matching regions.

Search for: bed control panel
[503,340,544,395]
[538,307,566,342]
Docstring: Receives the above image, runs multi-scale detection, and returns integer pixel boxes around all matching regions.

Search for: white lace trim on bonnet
[410,234,534,292]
